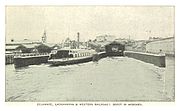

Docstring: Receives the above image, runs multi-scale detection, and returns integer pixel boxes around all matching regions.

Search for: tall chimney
[77,32,80,49]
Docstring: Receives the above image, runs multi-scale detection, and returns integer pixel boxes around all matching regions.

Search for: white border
[1,0,179,111]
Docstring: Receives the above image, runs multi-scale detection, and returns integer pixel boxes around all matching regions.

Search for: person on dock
[159,49,165,56]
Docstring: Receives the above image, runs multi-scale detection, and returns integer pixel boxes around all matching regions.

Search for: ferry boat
[48,48,97,66]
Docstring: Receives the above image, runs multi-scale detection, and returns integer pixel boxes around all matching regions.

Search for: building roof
[6,45,20,50]
[42,43,57,47]
[5,51,13,54]
[6,39,42,45]
[23,44,39,49]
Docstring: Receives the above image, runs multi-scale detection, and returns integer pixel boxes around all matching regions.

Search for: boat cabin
[49,49,96,60]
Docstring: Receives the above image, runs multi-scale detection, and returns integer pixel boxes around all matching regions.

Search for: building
[96,34,116,42]
[6,45,20,52]
[15,44,39,53]
[105,41,125,56]
[6,32,48,54]
[6,39,42,45]
[146,37,174,55]
[36,43,61,53]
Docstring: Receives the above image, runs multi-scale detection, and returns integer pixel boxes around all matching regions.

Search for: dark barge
[14,53,49,68]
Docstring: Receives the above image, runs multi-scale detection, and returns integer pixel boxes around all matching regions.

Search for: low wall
[92,52,107,61]
[124,51,166,67]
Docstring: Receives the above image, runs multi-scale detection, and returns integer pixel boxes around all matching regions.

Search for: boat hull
[14,55,49,68]
[48,56,93,66]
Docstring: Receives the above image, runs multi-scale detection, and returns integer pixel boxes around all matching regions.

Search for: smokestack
[77,32,80,49]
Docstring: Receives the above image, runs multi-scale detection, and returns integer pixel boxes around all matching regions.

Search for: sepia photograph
[5,6,175,102]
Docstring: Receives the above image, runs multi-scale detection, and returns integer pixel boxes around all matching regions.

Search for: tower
[42,30,47,43]
[77,32,80,49]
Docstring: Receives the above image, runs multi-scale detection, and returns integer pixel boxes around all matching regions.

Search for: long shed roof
[6,45,20,50]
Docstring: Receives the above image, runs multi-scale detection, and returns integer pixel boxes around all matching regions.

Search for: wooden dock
[5,54,14,64]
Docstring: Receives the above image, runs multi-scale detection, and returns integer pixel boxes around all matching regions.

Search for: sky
[6,6,174,43]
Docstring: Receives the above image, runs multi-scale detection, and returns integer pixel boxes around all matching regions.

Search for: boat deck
[48,55,93,62]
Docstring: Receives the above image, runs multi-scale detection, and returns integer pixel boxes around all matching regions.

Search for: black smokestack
[77,32,80,48]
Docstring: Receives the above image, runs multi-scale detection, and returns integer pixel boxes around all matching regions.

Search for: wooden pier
[5,54,14,64]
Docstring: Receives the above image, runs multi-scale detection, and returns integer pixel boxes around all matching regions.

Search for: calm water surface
[5,57,174,102]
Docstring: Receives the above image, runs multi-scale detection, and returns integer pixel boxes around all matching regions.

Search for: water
[5,57,174,102]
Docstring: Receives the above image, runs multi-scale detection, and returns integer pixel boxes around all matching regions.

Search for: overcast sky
[6,6,174,43]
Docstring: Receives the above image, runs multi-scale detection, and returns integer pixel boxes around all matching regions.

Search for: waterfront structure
[7,43,54,53]
[146,37,174,55]
[17,44,39,53]
[105,41,125,56]
[36,44,54,53]
[6,30,48,53]
[5,32,57,65]
[124,51,166,67]
[5,52,14,64]
[6,39,42,54]
[6,39,42,45]
[6,45,21,52]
